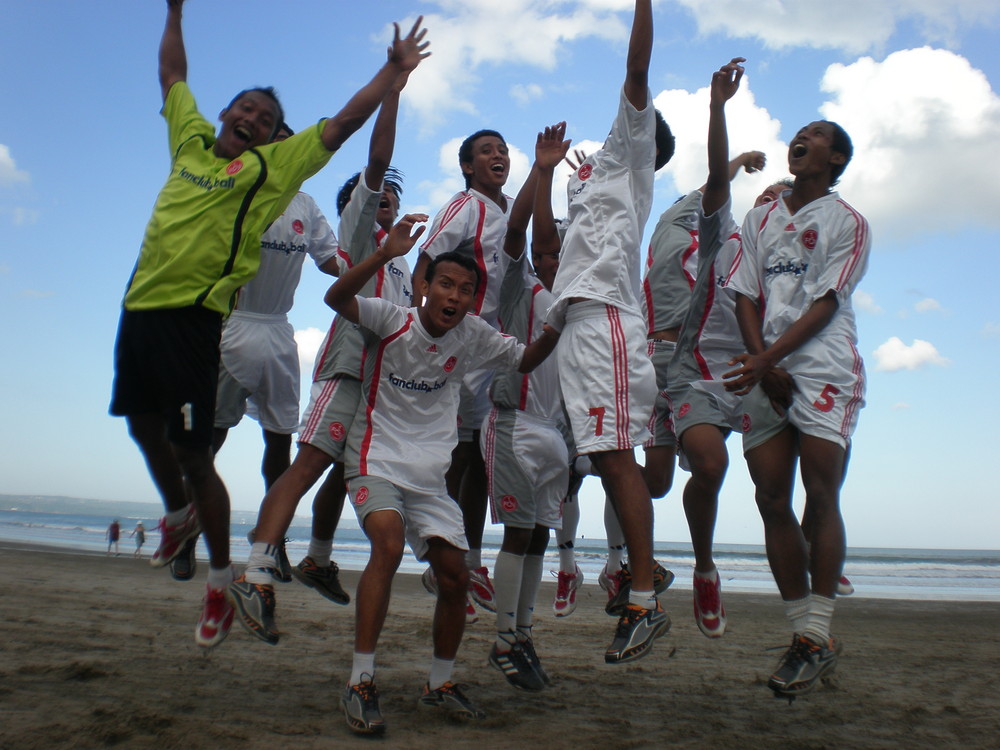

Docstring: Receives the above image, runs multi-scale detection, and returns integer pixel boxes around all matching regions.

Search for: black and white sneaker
[768,634,842,697]
[418,682,486,720]
[604,602,671,664]
[489,643,545,691]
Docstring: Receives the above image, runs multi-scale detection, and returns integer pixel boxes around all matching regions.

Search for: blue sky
[2,1,998,550]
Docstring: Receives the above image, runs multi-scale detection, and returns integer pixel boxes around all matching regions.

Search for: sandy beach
[2,541,998,749]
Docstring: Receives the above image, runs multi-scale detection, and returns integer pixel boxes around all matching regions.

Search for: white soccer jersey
[490,254,561,421]
[312,176,413,382]
[420,188,511,326]
[344,296,525,495]
[549,86,656,328]
[727,191,871,355]
[642,190,701,335]
[235,192,339,316]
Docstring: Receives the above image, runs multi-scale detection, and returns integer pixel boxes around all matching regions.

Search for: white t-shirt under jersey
[344,296,524,495]
[549,86,656,328]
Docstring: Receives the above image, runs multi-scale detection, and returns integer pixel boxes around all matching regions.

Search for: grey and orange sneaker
[768,634,842,697]
[418,681,486,720]
[604,601,671,664]
[291,556,350,605]
[341,675,385,735]
[225,576,279,645]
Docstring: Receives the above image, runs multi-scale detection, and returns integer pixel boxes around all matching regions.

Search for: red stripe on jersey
[682,232,698,290]
[311,322,337,381]
[357,314,413,476]
[691,261,718,380]
[642,242,655,334]
[835,200,869,292]
[516,283,544,410]
[421,194,473,249]
[472,200,488,315]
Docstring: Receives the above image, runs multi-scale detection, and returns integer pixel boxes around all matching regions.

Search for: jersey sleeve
[356,296,407,339]
[726,209,765,301]
[809,203,871,305]
[420,194,473,260]
[258,121,334,194]
[697,196,732,274]
[496,252,528,332]
[299,194,340,267]
[162,82,214,161]
[338,175,381,265]
[467,316,525,372]
[604,85,655,172]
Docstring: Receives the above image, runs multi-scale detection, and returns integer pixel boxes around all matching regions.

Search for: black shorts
[110,306,223,448]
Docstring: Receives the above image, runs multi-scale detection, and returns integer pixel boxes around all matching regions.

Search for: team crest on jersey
[226,160,244,176]
[444,356,457,373]
[329,422,345,442]
[353,486,369,506]
[501,495,518,513]
[802,229,818,250]
[678,403,691,418]
[292,219,305,235]
[742,413,752,433]
[578,164,593,180]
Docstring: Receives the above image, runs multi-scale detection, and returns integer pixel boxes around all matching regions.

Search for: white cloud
[872,336,950,372]
[853,289,883,314]
[294,327,327,373]
[892,402,911,410]
[510,83,545,107]
[818,48,1000,238]
[0,145,29,186]
[20,289,54,299]
[7,207,39,226]
[982,322,1000,338]
[914,297,943,313]
[676,0,1000,54]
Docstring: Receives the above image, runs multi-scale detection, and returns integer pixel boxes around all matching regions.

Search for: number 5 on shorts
[812,384,840,413]
[589,406,606,436]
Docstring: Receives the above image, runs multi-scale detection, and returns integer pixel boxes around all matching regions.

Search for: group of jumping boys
[110,0,871,736]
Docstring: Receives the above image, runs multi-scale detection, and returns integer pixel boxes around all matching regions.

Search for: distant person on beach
[228,215,559,733]
[108,0,431,649]
[724,94,870,696]
[106,520,121,556]
[130,521,146,557]
[546,0,675,664]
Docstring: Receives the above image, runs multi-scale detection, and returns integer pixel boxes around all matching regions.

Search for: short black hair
[458,129,505,188]
[226,87,285,139]
[272,122,294,141]
[425,251,482,294]
[822,120,853,186]
[336,167,404,218]
[654,109,675,171]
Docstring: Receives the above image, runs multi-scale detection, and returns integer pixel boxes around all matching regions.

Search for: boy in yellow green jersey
[109,0,430,648]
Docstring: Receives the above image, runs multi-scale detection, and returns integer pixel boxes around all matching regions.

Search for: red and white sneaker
[196,585,234,648]
[553,565,583,617]
[598,562,622,604]
[150,505,201,568]
[837,575,855,596]
[465,596,479,625]
[692,570,727,638]
[468,566,496,613]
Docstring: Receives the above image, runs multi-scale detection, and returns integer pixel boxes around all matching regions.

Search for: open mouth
[791,143,808,158]
[441,306,457,319]
[234,125,253,143]
[490,163,506,175]
[379,198,391,209]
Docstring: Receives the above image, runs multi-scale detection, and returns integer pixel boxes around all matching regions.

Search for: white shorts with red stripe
[558,301,656,454]
[297,375,362,461]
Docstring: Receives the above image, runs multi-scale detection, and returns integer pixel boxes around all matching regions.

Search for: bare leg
[591,449,654,592]
[425,539,470,660]
[799,435,848,599]
[641,444,676,499]
[125,413,188,513]
[254,443,332,545]
[678,424,729,573]
[311,463,347,541]
[354,510,405,653]
[261,430,293,490]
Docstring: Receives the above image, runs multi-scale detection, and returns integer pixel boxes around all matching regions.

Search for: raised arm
[320,17,430,153]
[624,0,653,111]
[532,122,571,257]
[702,58,744,217]
[503,167,538,260]
[324,213,428,323]
[159,0,187,101]
[363,70,409,191]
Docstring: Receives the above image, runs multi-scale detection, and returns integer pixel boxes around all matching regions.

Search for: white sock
[207,565,234,590]
[165,505,191,525]
[784,595,812,634]
[427,656,454,690]
[493,551,524,647]
[803,593,835,642]
[246,542,277,585]
[556,494,580,573]
[517,553,544,629]
[307,536,333,566]
[350,652,375,686]
[465,549,483,570]
[628,588,657,609]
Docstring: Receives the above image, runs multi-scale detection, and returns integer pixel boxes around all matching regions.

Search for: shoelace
[694,576,720,611]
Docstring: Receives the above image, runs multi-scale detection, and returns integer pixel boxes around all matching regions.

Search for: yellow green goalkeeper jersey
[124,82,333,315]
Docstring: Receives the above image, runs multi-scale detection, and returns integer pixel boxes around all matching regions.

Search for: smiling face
[419,260,479,337]
[754,183,789,208]
[787,121,847,185]
[215,91,281,160]
[461,135,509,193]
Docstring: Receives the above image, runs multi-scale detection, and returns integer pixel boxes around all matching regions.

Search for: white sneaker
[552,565,583,617]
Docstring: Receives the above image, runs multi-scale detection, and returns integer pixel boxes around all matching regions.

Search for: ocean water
[2,507,998,602]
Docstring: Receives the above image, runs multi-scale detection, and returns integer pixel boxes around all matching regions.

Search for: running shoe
[489,643,545,691]
[552,565,583,618]
[341,675,385,735]
[598,562,621,604]
[519,638,551,686]
[246,530,292,583]
[291,556,350,605]
[465,597,479,625]
[468,566,496,612]
[150,505,201,568]
[418,682,486,720]
[767,634,843,697]
[169,537,198,581]
[225,576,279,645]
[195,584,234,648]
[605,561,675,615]
[604,602,671,664]
[692,570,727,638]
[837,575,855,596]
[421,566,438,596]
